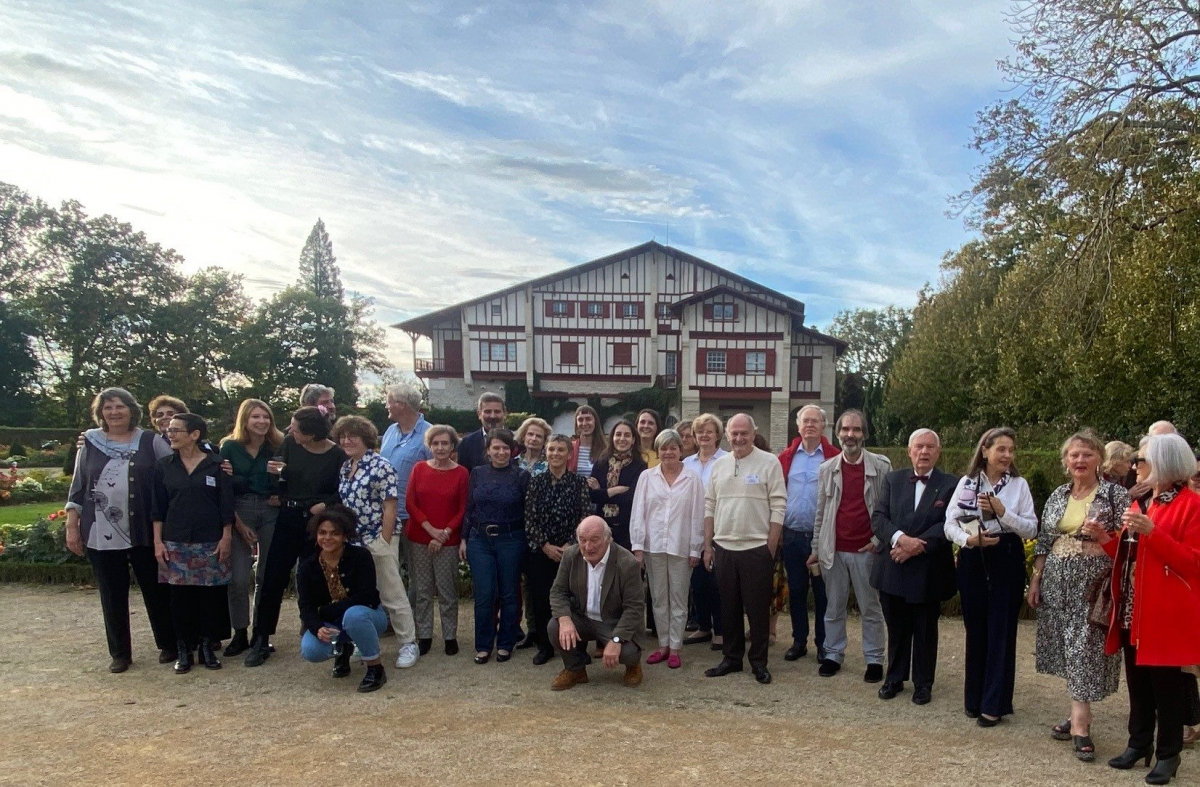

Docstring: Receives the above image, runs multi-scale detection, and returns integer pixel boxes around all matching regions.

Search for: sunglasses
[1130,456,1145,468]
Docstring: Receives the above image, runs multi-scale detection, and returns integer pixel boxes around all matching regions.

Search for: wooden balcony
[415,358,462,377]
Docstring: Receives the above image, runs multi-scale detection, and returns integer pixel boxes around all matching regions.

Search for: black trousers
[714,543,774,670]
[170,585,230,650]
[1185,673,1200,727]
[880,592,940,689]
[252,507,314,638]
[526,549,561,654]
[548,614,640,671]
[1122,634,1186,759]
[957,533,1024,717]
[87,546,174,659]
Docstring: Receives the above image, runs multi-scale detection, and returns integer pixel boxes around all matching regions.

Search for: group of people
[64,387,1199,784]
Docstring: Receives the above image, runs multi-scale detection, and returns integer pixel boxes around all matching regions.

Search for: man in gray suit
[548,515,645,690]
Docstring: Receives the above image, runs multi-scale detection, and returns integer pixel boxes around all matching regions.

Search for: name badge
[744,473,760,485]
[206,475,217,487]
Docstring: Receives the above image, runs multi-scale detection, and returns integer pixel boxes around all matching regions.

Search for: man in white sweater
[701,413,787,685]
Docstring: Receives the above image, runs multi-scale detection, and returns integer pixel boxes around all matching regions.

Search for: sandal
[1073,734,1095,762]
[1051,718,1072,741]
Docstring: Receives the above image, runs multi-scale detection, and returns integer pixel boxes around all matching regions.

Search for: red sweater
[404,462,469,546]
[834,459,873,552]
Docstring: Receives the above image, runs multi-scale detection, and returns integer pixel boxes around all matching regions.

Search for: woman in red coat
[1087,433,1200,785]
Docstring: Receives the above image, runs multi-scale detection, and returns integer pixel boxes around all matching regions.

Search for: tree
[0,183,50,423]
[828,306,912,442]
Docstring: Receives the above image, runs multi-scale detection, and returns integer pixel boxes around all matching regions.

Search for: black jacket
[457,428,488,474]
[869,467,958,604]
[296,544,381,635]
[588,455,647,550]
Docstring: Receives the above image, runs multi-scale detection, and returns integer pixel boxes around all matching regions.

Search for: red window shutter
[567,302,576,317]
[703,304,714,320]
[765,350,776,375]
[544,300,554,317]
[636,302,645,318]
[796,356,814,381]
[602,303,611,318]
[732,304,740,320]
[696,347,707,371]
[728,349,745,375]
[560,342,579,365]
[613,344,633,366]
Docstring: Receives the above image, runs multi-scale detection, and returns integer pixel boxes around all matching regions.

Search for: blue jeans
[300,605,388,662]
[781,528,827,653]
[466,530,525,653]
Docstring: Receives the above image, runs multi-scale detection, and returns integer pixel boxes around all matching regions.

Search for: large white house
[395,241,844,448]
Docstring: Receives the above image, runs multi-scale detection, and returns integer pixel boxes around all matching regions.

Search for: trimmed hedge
[869,446,1065,512]
[0,428,79,445]
[0,561,94,585]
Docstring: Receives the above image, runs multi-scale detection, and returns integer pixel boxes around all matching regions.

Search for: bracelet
[1031,568,1042,578]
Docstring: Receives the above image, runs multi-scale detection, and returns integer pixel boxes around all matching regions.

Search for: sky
[0,0,1016,370]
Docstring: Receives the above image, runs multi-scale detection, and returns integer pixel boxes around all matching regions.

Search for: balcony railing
[658,373,678,389]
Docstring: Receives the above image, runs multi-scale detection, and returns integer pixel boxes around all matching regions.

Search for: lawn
[0,501,64,526]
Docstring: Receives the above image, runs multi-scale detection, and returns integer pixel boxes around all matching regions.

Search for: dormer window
[712,303,735,321]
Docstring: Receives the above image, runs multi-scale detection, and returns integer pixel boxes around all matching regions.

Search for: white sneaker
[396,642,420,669]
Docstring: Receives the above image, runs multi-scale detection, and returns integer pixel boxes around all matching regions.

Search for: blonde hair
[1059,429,1105,478]
[515,417,552,448]
[424,424,460,450]
[1103,440,1134,474]
[226,399,285,449]
[691,413,724,437]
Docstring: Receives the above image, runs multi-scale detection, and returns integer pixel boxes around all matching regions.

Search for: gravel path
[0,584,1191,786]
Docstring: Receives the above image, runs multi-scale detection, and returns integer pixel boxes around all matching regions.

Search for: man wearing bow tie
[869,428,958,705]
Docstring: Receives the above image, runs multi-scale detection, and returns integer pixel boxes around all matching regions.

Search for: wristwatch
[611,636,622,644]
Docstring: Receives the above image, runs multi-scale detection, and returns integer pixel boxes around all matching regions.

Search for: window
[746,351,766,375]
[551,301,568,316]
[613,344,634,366]
[560,342,580,365]
[656,302,672,319]
[491,304,502,317]
[620,302,639,318]
[706,350,726,373]
[713,303,735,320]
[665,352,678,376]
[586,302,603,317]
[483,341,517,362]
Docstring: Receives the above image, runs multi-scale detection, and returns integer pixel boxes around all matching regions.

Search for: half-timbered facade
[396,241,844,448]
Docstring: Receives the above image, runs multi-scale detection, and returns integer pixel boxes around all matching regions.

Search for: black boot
[244,633,271,667]
[332,642,352,678]
[358,663,387,693]
[418,638,432,655]
[173,641,193,674]
[199,638,222,670]
[1145,755,1181,785]
[223,628,250,657]
[1108,747,1152,770]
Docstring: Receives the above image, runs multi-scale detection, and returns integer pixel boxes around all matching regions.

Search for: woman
[152,413,235,674]
[525,434,593,665]
[682,413,728,649]
[944,427,1038,727]
[245,406,346,667]
[1027,430,1129,761]
[677,422,697,458]
[589,420,647,550]
[515,416,552,476]
[297,506,389,693]
[218,398,284,657]
[1104,441,1136,488]
[148,395,188,447]
[569,405,606,478]
[629,429,703,668]
[1097,433,1200,784]
[462,428,530,664]
[405,424,468,656]
[64,388,175,672]
[635,408,662,468]
[333,415,419,670]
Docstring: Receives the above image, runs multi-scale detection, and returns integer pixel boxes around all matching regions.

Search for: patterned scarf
[957,470,1012,513]
[603,452,633,519]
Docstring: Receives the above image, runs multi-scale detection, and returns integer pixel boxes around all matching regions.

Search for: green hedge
[0,428,79,446]
[869,446,1065,512]
[0,561,94,584]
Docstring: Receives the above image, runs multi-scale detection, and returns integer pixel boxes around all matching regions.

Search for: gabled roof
[394,240,806,333]
[670,284,803,318]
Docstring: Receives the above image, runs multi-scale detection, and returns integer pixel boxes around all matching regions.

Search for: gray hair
[386,383,422,411]
[727,413,756,431]
[796,404,827,425]
[476,391,505,412]
[1144,433,1195,487]
[907,428,940,447]
[575,518,613,541]
[1148,420,1178,436]
[299,383,334,407]
[654,428,683,452]
[91,387,142,432]
[836,408,868,439]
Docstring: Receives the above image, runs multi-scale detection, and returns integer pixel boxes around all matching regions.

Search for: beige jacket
[813,450,892,569]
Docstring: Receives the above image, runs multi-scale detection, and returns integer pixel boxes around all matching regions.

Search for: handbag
[1084,483,1117,630]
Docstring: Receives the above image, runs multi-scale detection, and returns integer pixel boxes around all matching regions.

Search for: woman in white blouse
[630,429,705,668]
[682,413,728,648]
[944,427,1039,727]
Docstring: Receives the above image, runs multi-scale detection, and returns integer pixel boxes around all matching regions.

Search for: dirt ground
[0,584,1192,786]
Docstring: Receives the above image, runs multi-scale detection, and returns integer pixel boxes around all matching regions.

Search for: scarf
[603,452,633,519]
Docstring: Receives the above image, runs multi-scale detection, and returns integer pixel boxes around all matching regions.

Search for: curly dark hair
[307,504,358,540]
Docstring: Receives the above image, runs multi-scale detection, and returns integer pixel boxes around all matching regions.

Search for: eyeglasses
[165,428,191,436]
[1130,456,1144,468]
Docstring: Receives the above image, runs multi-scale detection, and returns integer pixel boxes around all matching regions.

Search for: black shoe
[474,652,491,665]
[964,709,980,719]
[1108,747,1153,770]
[709,641,724,651]
[532,649,554,666]
[784,644,807,661]
[912,686,932,705]
[818,659,841,677]
[199,638,222,670]
[417,638,432,656]
[685,620,699,632]
[1145,755,1180,785]
[977,714,1001,728]
[109,656,131,673]
[444,639,459,656]
[244,634,271,667]
[173,642,193,674]
[358,664,387,693]
[753,667,772,684]
[332,642,352,678]
[515,631,536,650]
[878,682,902,700]
[704,659,743,678]
[683,631,712,646]
[1073,734,1096,763]
[863,663,884,683]
[496,650,512,663]
[223,629,250,658]
[158,648,177,664]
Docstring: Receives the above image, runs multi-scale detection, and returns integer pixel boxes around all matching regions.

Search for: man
[299,383,337,425]
[869,428,957,705]
[457,392,507,473]
[379,384,432,541]
[778,404,837,662]
[807,408,891,681]
[702,413,787,685]
[548,516,645,690]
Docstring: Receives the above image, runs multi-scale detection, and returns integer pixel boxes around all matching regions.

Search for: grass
[0,501,64,527]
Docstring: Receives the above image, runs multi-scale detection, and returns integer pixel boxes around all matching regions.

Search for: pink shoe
[667,653,682,669]
[646,649,668,665]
